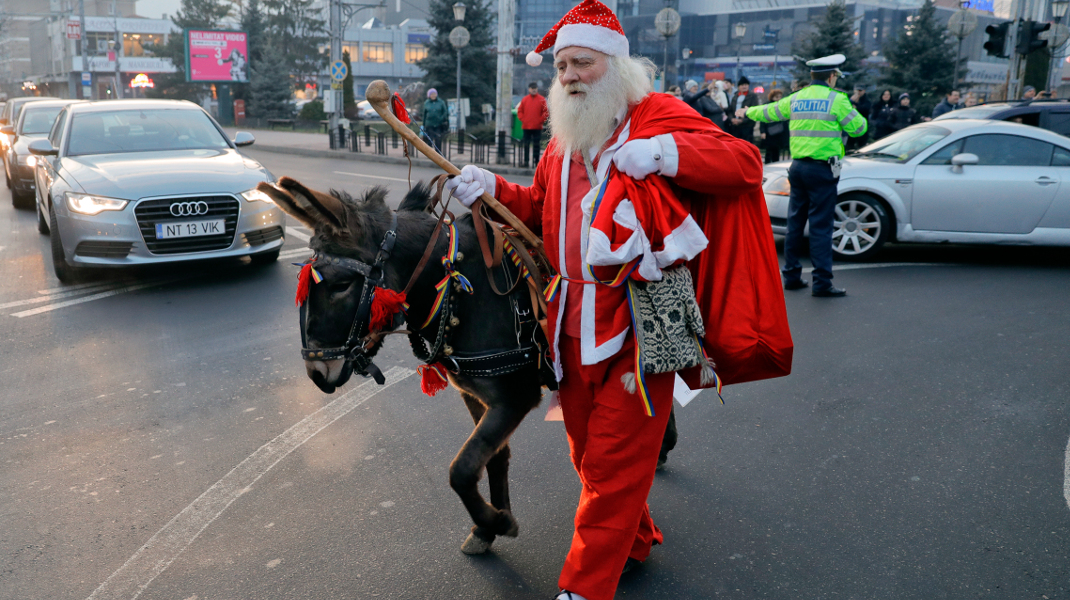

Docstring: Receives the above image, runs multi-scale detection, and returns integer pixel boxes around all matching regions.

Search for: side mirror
[27,139,58,156]
[0,125,13,136]
[950,152,978,173]
[233,131,255,147]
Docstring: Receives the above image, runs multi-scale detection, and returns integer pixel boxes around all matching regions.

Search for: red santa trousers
[557,335,674,600]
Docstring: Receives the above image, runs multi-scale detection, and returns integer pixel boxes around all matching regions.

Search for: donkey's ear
[256,182,318,229]
[398,181,434,213]
[276,176,347,232]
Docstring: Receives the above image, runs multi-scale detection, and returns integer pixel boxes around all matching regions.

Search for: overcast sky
[136,0,181,19]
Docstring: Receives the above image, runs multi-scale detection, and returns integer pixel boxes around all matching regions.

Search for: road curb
[249,143,538,177]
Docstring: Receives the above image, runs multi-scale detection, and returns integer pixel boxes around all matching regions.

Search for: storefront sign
[67,20,81,40]
[130,73,154,88]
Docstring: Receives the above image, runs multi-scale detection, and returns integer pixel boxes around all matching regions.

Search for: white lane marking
[1,285,126,310]
[1065,434,1070,512]
[86,367,414,600]
[802,262,955,274]
[11,280,178,318]
[286,227,311,242]
[333,171,410,183]
[38,280,123,295]
[279,248,313,260]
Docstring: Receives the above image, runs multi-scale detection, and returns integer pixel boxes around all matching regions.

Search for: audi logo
[170,201,210,217]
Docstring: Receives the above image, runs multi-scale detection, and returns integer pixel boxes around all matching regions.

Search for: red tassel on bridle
[296,263,313,306]
[369,287,408,332]
[391,93,411,124]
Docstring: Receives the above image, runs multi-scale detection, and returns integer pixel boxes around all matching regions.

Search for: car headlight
[65,192,128,216]
[241,187,275,204]
[18,155,36,167]
[763,175,790,196]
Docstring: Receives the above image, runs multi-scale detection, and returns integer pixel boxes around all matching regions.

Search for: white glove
[444,165,496,207]
[612,137,664,180]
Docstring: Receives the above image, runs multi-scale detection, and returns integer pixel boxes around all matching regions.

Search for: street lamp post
[450,2,469,153]
[681,47,691,85]
[1047,0,1070,92]
[947,4,978,92]
[655,7,681,92]
[734,21,747,82]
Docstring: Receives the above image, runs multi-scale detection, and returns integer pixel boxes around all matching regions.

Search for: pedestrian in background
[931,90,962,119]
[964,92,978,107]
[727,76,760,143]
[759,88,789,163]
[889,93,920,132]
[742,53,867,297]
[1022,85,1037,101]
[422,88,449,153]
[666,85,682,99]
[846,86,871,151]
[683,80,725,128]
[869,89,895,140]
[517,81,549,168]
[711,80,730,115]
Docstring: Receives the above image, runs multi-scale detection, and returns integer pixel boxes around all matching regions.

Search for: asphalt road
[2,147,1069,600]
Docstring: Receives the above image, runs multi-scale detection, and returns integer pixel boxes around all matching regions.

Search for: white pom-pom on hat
[526,51,543,67]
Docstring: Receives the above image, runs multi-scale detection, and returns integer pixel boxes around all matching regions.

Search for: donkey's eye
[328,281,352,294]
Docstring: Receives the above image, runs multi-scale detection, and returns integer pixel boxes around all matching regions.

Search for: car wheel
[49,203,81,283]
[832,194,889,262]
[36,193,49,234]
[4,162,11,189]
[11,186,32,209]
[250,248,280,266]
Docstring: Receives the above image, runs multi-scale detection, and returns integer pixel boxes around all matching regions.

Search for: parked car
[762,119,1070,260]
[356,100,382,120]
[30,99,285,282]
[4,99,81,207]
[933,99,1070,137]
[1,96,58,163]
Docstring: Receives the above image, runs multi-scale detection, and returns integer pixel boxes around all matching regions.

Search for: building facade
[337,17,432,98]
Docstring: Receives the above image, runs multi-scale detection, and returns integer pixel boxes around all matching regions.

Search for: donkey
[258,176,547,555]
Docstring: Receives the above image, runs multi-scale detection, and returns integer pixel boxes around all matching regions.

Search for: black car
[0,96,58,177]
[933,99,1070,136]
[3,99,80,207]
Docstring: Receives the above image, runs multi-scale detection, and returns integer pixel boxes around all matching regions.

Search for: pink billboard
[186,30,249,83]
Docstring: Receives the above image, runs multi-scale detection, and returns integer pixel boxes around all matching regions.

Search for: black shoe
[783,279,808,290]
[812,286,847,297]
[622,557,644,574]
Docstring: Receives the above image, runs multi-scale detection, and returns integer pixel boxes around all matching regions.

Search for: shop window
[123,33,164,57]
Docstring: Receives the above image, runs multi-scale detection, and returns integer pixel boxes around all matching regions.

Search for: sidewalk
[224,126,538,176]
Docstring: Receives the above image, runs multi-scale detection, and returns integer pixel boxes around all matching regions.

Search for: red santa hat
[526,0,629,67]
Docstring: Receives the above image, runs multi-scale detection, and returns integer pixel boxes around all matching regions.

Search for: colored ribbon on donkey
[419,219,473,330]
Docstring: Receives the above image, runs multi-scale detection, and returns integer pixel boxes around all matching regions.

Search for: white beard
[547,64,631,155]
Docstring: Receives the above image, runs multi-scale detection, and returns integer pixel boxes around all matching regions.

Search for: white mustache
[565,82,590,94]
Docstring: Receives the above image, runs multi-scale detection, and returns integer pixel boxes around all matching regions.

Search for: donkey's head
[258,176,434,393]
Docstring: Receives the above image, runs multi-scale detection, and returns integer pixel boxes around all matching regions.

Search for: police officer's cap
[806,54,845,76]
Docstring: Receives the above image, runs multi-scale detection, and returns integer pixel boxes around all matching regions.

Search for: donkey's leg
[450,403,529,553]
[461,391,514,512]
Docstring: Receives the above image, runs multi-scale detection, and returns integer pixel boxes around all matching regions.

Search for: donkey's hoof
[496,510,520,538]
[461,532,493,555]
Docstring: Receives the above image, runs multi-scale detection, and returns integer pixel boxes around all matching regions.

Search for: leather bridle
[298,212,398,385]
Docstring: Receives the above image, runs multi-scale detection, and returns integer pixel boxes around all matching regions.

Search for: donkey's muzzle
[306,358,352,394]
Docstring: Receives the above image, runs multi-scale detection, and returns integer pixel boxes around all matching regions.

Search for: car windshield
[933,104,1010,120]
[67,108,230,156]
[19,106,64,135]
[851,125,951,163]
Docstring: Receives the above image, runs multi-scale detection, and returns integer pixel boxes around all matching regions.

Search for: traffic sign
[67,20,81,40]
[330,60,348,82]
[331,82,342,90]
[81,72,92,85]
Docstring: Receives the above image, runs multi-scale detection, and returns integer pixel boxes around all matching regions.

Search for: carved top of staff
[366,80,392,106]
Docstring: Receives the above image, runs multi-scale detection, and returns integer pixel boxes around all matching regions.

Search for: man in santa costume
[445,1,765,598]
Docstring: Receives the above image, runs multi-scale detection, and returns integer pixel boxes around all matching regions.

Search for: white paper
[673,373,701,407]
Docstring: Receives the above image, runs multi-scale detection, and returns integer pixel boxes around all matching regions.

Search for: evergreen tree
[242,0,267,66]
[881,0,957,113]
[263,0,328,91]
[417,0,496,124]
[248,44,294,118]
[149,0,232,100]
[342,49,356,116]
[791,0,867,86]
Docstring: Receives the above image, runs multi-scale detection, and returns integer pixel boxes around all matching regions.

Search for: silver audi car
[30,99,284,282]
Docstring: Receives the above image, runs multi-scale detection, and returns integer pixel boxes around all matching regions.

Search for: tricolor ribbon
[419,220,473,330]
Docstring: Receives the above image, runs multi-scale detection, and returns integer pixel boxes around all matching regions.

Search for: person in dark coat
[682,80,725,128]
[759,88,790,163]
[846,86,872,151]
[869,89,896,140]
[931,90,962,119]
[889,93,920,132]
[726,76,761,143]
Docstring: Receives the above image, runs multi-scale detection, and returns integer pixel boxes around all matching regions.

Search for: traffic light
[984,22,1010,58]
[1016,19,1050,55]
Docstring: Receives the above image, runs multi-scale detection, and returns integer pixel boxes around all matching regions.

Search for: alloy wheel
[832,198,885,258]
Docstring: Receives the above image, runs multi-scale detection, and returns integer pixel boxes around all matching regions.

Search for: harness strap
[402,174,453,298]
[470,200,504,270]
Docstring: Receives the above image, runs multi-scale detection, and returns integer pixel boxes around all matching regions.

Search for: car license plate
[155,219,225,239]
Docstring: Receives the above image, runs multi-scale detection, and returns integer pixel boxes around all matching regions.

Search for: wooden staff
[364,80,543,251]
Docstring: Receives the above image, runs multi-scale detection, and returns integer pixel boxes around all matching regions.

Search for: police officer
[736,54,867,297]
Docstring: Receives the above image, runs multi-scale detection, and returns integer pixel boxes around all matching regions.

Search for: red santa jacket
[495,92,792,386]
[517,93,549,131]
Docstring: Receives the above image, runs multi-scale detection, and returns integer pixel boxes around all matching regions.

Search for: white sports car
[762,119,1070,260]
